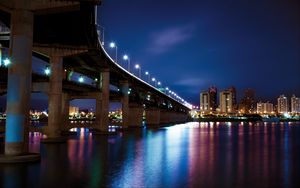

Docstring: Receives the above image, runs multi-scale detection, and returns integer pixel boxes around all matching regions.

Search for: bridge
[0,0,191,162]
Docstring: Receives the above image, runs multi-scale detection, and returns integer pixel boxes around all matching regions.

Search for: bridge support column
[0,8,40,163]
[159,110,171,125]
[95,69,110,132]
[61,93,70,129]
[128,103,144,127]
[120,81,129,129]
[42,55,65,143]
[145,108,160,126]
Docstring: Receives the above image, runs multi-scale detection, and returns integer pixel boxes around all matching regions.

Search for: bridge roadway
[0,0,190,162]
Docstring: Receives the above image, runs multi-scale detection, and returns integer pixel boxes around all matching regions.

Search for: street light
[151,77,157,87]
[109,42,118,63]
[123,54,130,72]
[97,25,105,45]
[145,71,150,82]
[157,81,161,87]
[135,64,141,78]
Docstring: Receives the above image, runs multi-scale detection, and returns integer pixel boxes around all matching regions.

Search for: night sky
[1,0,300,111]
[99,0,300,104]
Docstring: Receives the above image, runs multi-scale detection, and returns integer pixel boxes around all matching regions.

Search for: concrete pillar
[159,110,167,124]
[61,93,70,129]
[96,69,110,132]
[145,107,160,126]
[128,103,144,127]
[47,55,63,138]
[120,81,129,129]
[4,9,33,155]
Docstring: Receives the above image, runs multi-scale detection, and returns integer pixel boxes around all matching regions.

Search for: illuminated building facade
[257,101,273,114]
[277,95,288,114]
[220,90,233,113]
[200,91,210,112]
[291,94,300,113]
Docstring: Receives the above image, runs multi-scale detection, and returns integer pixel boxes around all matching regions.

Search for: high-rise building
[219,90,233,113]
[277,95,288,114]
[291,95,300,113]
[228,86,237,111]
[209,86,217,111]
[257,101,273,114]
[200,91,210,112]
[239,88,255,113]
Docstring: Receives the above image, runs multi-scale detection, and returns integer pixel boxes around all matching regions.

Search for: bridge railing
[95,24,191,110]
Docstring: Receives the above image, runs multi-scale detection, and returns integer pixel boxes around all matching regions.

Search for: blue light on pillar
[78,76,84,83]
[3,58,11,67]
[44,67,51,75]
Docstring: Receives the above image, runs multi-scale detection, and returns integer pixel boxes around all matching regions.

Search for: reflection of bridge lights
[44,67,50,75]
[78,76,84,83]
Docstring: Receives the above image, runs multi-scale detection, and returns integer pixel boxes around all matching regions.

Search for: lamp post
[157,81,161,87]
[145,71,150,83]
[123,54,130,72]
[151,77,157,87]
[97,25,105,45]
[109,42,117,63]
[135,64,141,78]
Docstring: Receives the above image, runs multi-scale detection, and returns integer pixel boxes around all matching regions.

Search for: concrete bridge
[0,0,190,162]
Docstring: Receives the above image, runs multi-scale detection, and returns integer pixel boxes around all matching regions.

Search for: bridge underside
[0,0,190,161]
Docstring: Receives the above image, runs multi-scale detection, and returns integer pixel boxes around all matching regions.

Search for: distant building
[219,90,234,113]
[277,95,288,114]
[209,86,218,111]
[239,88,255,114]
[200,91,210,112]
[200,86,218,113]
[69,106,79,115]
[228,86,237,111]
[291,95,300,113]
[257,101,273,114]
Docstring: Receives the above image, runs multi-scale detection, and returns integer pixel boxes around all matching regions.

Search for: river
[0,121,300,188]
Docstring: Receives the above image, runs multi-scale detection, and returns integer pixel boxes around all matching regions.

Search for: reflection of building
[69,106,79,115]
[209,86,217,111]
[291,94,300,113]
[200,91,210,112]
[257,101,273,114]
[277,95,288,114]
[220,90,233,113]
[239,88,255,114]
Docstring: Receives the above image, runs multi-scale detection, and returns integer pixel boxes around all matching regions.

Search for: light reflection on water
[0,121,300,188]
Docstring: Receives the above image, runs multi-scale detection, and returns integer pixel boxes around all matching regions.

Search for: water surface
[0,121,300,188]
